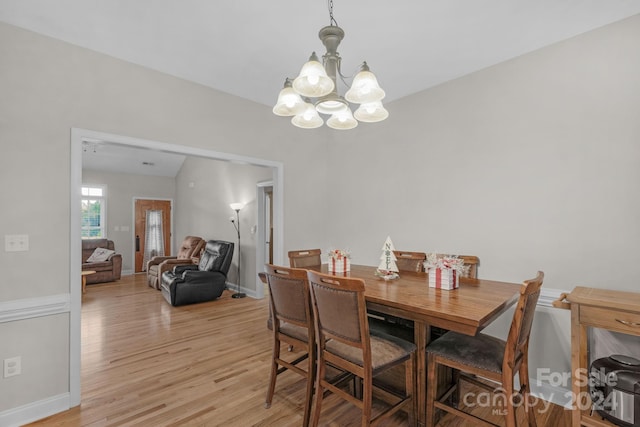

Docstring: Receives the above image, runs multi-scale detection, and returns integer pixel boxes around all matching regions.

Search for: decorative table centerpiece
[328,249,351,273]
[424,253,468,290]
[374,236,399,280]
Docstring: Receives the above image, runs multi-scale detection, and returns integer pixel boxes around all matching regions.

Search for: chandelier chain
[327,0,338,26]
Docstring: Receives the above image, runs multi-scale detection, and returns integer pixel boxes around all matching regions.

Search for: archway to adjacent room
[69,128,284,406]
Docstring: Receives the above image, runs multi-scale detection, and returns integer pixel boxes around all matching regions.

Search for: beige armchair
[146,236,204,290]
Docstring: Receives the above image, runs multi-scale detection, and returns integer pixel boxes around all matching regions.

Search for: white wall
[326,14,640,289]
[323,13,640,402]
[82,170,177,273]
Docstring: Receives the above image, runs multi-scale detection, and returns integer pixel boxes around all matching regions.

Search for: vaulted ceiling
[3,1,639,176]
[3,1,640,108]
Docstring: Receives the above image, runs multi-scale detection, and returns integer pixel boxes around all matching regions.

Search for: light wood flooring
[27,274,571,426]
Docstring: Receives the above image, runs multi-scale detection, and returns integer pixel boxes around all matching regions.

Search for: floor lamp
[230,202,246,298]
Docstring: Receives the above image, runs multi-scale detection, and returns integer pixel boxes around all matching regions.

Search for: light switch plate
[4,356,21,378]
[5,235,29,252]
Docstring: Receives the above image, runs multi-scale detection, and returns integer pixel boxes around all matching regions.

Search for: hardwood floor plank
[25,274,570,426]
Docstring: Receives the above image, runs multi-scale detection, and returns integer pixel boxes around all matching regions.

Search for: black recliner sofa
[160,240,234,306]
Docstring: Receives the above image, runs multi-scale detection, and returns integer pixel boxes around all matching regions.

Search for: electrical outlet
[4,235,29,252]
[4,356,21,378]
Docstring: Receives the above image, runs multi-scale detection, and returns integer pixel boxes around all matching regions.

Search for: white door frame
[70,128,284,406]
[255,180,273,299]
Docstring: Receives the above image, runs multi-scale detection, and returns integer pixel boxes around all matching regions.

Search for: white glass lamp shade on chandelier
[272,2,388,130]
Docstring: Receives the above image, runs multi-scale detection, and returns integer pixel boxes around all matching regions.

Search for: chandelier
[272,0,388,130]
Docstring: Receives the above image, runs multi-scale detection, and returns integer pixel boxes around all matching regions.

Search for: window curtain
[142,210,165,271]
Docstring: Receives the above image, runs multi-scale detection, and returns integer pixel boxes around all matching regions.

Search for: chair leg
[451,368,461,407]
[302,343,315,427]
[310,359,326,427]
[426,352,438,427]
[265,338,280,408]
[406,353,416,426]
[519,360,537,427]
[502,370,517,427]
[362,374,373,427]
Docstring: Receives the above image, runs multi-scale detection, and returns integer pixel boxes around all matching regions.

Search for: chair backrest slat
[504,271,544,368]
[288,249,322,269]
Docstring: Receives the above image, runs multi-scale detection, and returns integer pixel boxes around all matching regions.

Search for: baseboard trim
[0,294,70,323]
[225,281,258,299]
[538,288,568,308]
[0,393,70,427]
[531,379,572,409]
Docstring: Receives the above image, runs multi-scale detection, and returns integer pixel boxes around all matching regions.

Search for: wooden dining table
[315,264,522,426]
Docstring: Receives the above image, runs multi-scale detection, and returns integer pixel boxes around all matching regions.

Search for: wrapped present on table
[428,267,459,290]
[327,249,351,273]
[424,254,467,290]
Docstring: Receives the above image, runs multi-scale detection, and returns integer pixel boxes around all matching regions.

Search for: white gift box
[328,256,350,273]
[428,267,459,290]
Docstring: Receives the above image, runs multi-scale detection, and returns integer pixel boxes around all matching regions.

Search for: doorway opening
[70,128,284,406]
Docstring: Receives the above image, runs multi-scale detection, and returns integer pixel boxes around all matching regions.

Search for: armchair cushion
[172,264,199,276]
[146,236,205,289]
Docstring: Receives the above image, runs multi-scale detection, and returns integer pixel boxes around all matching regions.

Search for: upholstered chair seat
[325,330,416,374]
[426,331,506,374]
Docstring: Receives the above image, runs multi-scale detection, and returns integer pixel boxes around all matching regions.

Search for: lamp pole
[230,203,246,298]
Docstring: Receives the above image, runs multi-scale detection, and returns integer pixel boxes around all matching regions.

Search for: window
[81,185,106,239]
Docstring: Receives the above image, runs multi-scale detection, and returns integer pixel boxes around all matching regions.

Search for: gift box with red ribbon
[428,267,459,290]
[327,249,351,273]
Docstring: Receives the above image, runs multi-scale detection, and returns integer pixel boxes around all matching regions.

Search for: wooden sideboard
[559,286,640,427]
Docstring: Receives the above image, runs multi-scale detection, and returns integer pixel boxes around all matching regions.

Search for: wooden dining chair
[288,249,322,269]
[307,270,417,426]
[426,271,544,427]
[458,255,480,279]
[263,264,316,427]
[393,251,427,272]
